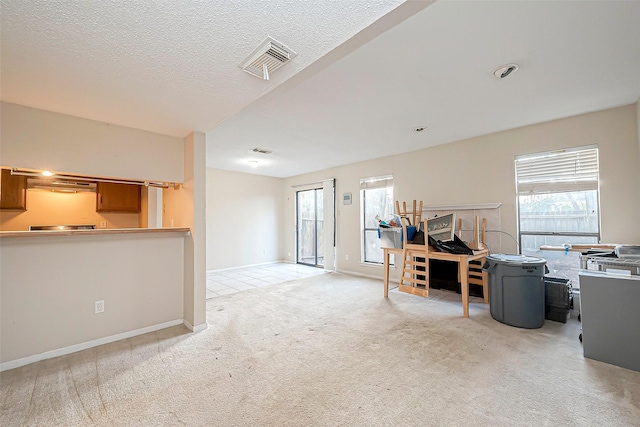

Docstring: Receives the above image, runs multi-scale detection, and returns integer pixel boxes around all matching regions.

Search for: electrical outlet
[345,254,349,260]
[95,300,105,314]
[100,221,107,228]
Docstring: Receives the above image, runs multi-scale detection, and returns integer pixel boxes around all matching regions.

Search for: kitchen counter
[0,227,190,238]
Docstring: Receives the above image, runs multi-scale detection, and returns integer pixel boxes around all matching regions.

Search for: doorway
[296,188,324,267]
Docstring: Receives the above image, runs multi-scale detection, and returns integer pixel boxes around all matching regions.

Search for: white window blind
[515,146,599,194]
[360,175,393,190]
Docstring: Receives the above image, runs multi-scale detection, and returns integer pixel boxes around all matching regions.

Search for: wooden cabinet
[96,182,141,213]
[0,168,28,210]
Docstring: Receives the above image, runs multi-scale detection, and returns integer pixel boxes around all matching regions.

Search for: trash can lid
[486,254,546,265]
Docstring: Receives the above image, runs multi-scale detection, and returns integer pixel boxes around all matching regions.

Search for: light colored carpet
[1,272,639,426]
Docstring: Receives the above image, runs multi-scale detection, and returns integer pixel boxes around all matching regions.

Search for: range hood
[27,177,97,193]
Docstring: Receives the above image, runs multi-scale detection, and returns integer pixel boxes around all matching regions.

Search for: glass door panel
[297,188,324,267]
[316,190,324,267]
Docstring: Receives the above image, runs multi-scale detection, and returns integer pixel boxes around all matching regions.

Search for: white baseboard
[183,319,207,333]
[206,260,282,273]
[1,319,184,372]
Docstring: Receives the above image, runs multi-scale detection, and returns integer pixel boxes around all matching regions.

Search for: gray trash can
[483,254,548,329]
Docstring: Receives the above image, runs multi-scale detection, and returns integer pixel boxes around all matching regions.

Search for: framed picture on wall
[343,193,352,205]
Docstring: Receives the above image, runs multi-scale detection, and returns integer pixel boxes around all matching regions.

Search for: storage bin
[544,277,572,323]
[379,227,403,249]
[615,245,640,259]
[483,254,548,329]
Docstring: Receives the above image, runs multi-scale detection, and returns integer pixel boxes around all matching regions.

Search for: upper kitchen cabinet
[0,168,28,210]
[96,182,141,213]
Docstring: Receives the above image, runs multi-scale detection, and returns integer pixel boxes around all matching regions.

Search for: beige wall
[1,232,185,365]
[163,132,206,330]
[205,168,283,270]
[637,98,640,194]
[283,104,640,278]
[0,190,139,231]
[0,102,183,183]
[0,104,205,366]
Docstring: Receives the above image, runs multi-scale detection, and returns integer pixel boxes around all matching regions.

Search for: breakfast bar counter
[1,226,191,370]
[0,227,190,238]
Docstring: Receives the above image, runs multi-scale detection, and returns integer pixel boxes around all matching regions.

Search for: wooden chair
[395,200,422,230]
[457,216,489,303]
[396,200,429,298]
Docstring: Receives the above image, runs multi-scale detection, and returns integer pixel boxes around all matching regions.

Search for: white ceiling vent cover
[240,36,297,80]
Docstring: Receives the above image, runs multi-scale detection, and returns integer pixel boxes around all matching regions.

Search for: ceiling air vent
[240,36,297,80]
[252,148,273,155]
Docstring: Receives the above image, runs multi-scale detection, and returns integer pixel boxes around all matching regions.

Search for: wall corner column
[163,131,207,331]
[185,131,207,330]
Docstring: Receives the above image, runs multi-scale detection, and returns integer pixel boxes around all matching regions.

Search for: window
[360,175,394,264]
[516,146,600,285]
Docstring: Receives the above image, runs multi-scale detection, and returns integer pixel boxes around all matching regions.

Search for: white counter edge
[0,227,191,238]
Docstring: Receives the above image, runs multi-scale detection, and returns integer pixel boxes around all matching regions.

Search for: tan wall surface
[0,191,139,231]
[637,99,640,195]
[205,168,283,270]
[283,104,640,279]
[1,233,185,363]
[162,132,206,329]
[0,102,184,183]
[0,104,197,366]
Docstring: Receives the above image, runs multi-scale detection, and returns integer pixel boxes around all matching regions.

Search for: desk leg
[460,259,469,318]
[482,264,489,304]
[383,249,390,298]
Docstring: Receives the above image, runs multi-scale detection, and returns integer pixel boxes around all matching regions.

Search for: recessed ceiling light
[249,160,259,168]
[251,148,273,155]
[413,126,427,132]
[493,63,519,79]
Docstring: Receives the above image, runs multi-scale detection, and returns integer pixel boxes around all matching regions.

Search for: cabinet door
[96,182,141,213]
[0,169,28,210]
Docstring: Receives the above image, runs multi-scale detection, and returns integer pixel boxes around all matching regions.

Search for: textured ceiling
[209,0,640,177]
[2,1,640,179]
[0,0,407,137]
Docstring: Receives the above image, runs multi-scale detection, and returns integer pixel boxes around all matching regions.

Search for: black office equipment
[428,234,473,255]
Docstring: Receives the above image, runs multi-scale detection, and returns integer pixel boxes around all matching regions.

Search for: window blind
[359,175,393,190]
[515,146,598,193]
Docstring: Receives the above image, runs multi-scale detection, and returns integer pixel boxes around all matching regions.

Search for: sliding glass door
[296,188,324,267]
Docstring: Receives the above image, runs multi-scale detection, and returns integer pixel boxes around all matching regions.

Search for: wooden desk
[383,247,489,318]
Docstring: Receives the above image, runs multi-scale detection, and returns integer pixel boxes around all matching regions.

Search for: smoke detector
[240,36,297,80]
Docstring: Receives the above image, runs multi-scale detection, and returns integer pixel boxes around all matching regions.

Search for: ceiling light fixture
[10,168,177,189]
[493,63,519,79]
[249,160,259,168]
